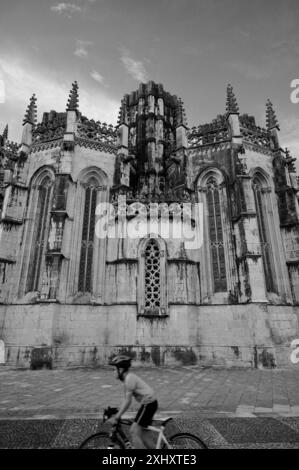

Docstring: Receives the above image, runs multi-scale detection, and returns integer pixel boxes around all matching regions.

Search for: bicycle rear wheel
[167,432,207,449]
[79,432,124,449]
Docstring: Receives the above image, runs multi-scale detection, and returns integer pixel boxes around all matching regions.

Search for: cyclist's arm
[115,390,133,421]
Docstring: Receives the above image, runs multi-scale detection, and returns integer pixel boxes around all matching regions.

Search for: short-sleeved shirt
[124,372,155,405]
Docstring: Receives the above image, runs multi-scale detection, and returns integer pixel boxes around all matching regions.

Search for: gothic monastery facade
[0,81,299,368]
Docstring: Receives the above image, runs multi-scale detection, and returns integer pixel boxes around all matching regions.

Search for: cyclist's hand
[110,416,120,426]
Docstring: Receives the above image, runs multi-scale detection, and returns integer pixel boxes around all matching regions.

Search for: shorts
[134,400,158,428]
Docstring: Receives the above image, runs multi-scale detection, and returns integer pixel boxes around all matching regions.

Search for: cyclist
[109,354,158,449]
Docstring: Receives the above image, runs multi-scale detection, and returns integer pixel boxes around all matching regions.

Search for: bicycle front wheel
[79,432,124,449]
[167,432,207,449]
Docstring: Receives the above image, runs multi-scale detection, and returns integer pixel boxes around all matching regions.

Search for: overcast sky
[0,0,299,170]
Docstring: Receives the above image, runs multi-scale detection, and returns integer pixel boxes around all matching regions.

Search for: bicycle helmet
[110,355,132,370]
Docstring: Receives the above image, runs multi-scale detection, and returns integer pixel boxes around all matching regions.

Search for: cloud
[0,56,119,142]
[228,26,251,40]
[120,49,148,82]
[0,80,5,104]
[180,45,202,56]
[229,61,270,80]
[50,3,82,18]
[74,40,93,58]
[90,70,104,84]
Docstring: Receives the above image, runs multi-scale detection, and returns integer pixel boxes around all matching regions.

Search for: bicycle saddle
[160,417,173,427]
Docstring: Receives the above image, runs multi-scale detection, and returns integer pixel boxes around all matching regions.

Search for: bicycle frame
[146,424,171,449]
[81,408,206,450]
[113,422,170,449]
[103,407,172,449]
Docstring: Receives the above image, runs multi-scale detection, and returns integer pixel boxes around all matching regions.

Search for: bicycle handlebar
[103,406,133,427]
[103,406,119,423]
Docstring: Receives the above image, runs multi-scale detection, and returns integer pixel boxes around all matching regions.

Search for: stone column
[176,124,188,150]
[235,176,268,302]
[42,175,70,301]
[20,122,33,155]
[93,185,108,303]
[227,114,242,145]
[116,119,130,187]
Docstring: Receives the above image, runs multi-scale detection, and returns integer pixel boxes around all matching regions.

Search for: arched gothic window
[26,174,53,292]
[138,236,167,315]
[144,239,161,312]
[197,168,236,302]
[252,176,277,294]
[206,177,227,292]
[78,178,98,293]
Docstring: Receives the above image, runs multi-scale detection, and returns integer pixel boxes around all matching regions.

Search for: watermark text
[290,339,299,364]
[95,198,203,249]
[290,79,299,104]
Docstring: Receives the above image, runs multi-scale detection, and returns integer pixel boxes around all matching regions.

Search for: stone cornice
[243,141,273,156]
[75,137,117,154]
[30,139,63,153]
[30,137,118,155]
[188,141,231,156]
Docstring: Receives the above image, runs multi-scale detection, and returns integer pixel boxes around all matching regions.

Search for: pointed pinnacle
[23,94,37,126]
[176,97,188,127]
[66,81,79,112]
[284,148,294,160]
[226,84,239,114]
[2,124,8,140]
[118,98,127,124]
[266,99,279,130]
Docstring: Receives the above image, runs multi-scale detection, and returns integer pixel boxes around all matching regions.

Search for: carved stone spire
[66,81,79,112]
[226,84,239,114]
[23,94,37,126]
[176,97,188,127]
[2,124,8,141]
[117,97,128,125]
[266,99,279,130]
[284,148,296,173]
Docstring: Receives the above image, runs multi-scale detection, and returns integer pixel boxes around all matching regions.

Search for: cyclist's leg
[130,422,146,449]
[140,426,155,449]
[132,400,158,449]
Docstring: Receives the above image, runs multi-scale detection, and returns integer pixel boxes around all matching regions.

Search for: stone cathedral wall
[0,303,298,369]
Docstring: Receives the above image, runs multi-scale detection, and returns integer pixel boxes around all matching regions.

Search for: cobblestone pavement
[0,366,299,448]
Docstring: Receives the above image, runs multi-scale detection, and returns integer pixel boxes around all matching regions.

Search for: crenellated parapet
[239,114,272,151]
[0,127,21,193]
[188,115,229,148]
[77,116,118,150]
[32,111,67,145]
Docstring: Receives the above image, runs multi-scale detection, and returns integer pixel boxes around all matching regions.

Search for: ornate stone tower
[113,81,190,202]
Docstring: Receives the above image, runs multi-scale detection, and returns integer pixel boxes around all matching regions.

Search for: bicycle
[79,406,207,449]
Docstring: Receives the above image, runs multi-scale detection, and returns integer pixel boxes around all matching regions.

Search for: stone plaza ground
[1,365,299,449]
